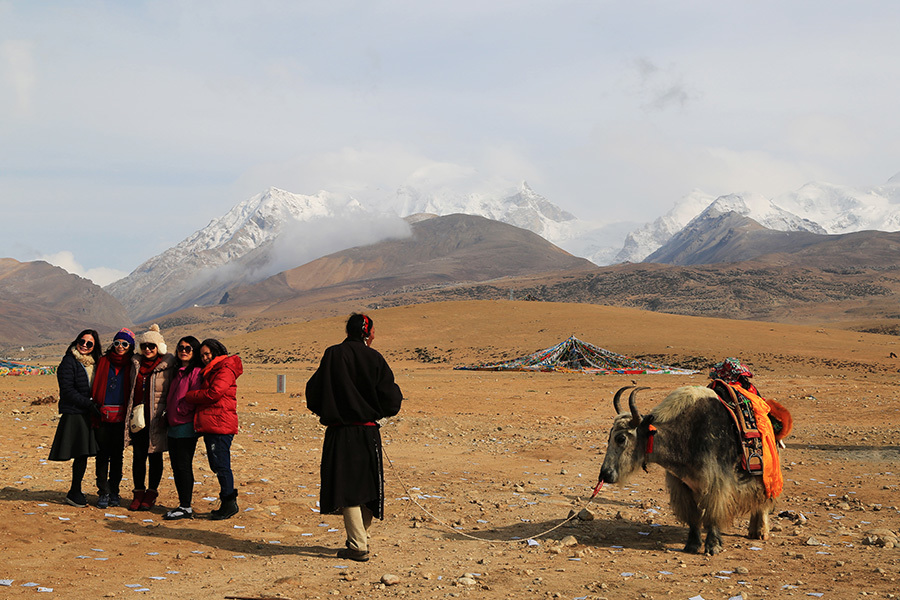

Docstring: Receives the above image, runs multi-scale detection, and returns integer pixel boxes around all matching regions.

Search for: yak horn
[628,386,650,426]
[613,386,635,414]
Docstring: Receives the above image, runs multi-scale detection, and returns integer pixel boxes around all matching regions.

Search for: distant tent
[455,336,696,375]
[0,359,56,377]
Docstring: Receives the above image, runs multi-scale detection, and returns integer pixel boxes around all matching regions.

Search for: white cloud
[0,39,35,114]
[39,251,128,287]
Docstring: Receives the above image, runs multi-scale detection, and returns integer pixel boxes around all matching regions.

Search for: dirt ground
[1,300,899,599]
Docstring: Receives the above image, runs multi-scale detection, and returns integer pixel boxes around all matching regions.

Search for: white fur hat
[137,323,167,355]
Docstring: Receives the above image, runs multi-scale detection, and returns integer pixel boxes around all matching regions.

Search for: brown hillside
[0,258,132,349]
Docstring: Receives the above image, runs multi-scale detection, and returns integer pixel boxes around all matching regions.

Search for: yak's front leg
[665,473,703,553]
[703,525,724,555]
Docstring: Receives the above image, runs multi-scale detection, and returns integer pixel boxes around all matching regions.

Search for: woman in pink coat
[162,336,204,520]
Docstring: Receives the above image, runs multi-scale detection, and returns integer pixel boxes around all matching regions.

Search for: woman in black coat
[48,329,102,507]
[306,313,403,562]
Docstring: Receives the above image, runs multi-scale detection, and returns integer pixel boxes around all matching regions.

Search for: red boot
[139,489,158,511]
[129,489,145,511]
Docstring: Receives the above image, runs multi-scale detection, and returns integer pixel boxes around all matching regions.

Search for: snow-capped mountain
[775,177,900,233]
[616,174,900,263]
[614,190,718,263]
[393,181,576,241]
[105,188,381,322]
[392,181,631,265]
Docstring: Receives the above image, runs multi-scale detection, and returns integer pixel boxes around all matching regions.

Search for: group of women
[48,324,244,521]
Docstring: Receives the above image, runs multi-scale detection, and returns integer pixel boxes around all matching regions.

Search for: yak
[598,385,777,555]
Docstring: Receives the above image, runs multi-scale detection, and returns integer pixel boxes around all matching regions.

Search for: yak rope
[382,444,605,544]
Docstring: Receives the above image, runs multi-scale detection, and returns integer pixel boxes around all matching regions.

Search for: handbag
[130,405,146,433]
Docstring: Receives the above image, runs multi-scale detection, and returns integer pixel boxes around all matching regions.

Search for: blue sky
[2,1,900,284]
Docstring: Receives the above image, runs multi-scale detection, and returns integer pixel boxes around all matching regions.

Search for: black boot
[209,491,238,520]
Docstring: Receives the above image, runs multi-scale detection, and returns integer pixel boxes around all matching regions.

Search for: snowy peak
[776,180,900,233]
[393,181,575,240]
[615,189,716,263]
[699,193,825,234]
[179,187,362,255]
[106,187,371,321]
[617,175,900,264]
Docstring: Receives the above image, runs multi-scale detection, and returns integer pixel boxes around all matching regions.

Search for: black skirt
[319,425,384,519]
[48,413,98,461]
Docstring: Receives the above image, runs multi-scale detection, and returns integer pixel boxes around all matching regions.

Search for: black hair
[200,338,228,360]
[345,313,372,342]
[176,336,204,371]
[69,329,102,363]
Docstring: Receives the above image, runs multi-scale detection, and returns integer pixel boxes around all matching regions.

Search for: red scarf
[133,355,162,405]
[92,352,133,425]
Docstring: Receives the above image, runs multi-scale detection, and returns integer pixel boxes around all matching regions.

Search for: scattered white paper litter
[0,579,13,586]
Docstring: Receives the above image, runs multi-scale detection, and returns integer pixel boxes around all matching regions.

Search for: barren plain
[1,300,899,599]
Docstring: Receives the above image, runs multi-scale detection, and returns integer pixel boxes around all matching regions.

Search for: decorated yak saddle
[708,359,793,498]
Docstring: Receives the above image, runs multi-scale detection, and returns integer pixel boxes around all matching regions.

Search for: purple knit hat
[113,327,136,347]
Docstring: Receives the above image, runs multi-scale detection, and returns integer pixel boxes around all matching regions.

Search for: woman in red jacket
[185,338,243,520]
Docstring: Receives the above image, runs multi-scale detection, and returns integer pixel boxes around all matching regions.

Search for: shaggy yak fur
[598,385,776,555]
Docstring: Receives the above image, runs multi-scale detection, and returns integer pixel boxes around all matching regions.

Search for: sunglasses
[112,340,131,348]
[176,345,193,353]
[140,343,157,350]
[77,339,94,349]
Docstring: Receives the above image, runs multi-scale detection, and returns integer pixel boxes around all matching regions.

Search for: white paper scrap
[0,579,13,586]
[526,539,540,546]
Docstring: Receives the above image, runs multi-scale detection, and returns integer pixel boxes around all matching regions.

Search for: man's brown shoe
[336,548,369,562]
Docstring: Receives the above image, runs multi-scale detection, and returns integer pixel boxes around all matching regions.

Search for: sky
[2,1,900,286]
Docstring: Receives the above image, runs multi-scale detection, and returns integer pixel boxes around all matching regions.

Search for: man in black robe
[306,313,403,562]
